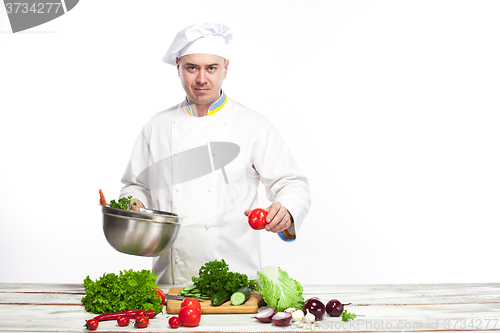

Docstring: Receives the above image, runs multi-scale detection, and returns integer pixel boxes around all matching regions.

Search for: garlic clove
[304,309,316,323]
[291,309,304,322]
[284,307,296,313]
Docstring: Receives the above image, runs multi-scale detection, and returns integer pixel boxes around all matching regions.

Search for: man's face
[177,54,229,110]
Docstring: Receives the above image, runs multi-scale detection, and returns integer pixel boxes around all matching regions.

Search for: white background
[1,0,499,285]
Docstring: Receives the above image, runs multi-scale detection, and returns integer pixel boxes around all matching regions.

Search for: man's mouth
[194,88,210,94]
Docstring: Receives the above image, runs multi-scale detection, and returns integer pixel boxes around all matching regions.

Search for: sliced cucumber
[178,285,197,296]
[182,285,196,291]
[230,286,252,306]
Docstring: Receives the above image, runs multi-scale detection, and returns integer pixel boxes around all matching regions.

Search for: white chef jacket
[120,91,310,284]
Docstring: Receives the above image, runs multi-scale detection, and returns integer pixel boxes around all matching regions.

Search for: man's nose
[196,70,207,84]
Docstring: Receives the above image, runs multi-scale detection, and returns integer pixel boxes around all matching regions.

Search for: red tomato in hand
[179,305,201,327]
[248,208,268,230]
[135,310,148,319]
[135,315,149,328]
[156,287,165,304]
[169,316,181,328]
[117,316,129,326]
[181,298,201,311]
[85,319,98,330]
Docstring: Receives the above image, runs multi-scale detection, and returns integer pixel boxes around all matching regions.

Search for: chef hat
[162,22,233,65]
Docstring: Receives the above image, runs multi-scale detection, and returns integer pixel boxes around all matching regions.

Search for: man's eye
[208,67,216,71]
[187,66,196,71]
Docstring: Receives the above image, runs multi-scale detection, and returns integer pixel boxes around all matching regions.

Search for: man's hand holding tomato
[244,202,293,233]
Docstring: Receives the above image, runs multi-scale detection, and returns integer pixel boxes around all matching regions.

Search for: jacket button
[205,225,210,230]
[208,187,213,192]
[224,121,229,125]
[176,187,180,192]
[174,258,180,264]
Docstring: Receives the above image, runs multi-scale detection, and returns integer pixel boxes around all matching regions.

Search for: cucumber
[182,285,196,291]
[211,290,231,306]
[230,286,252,306]
[178,285,197,296]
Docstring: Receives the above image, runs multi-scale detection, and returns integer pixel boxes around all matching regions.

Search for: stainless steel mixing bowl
[102,206,181,257]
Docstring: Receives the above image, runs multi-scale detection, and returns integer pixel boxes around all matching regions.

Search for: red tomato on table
[169,316,181,328]
[181,298,201,311]
[135,315,149,328]
[179,305,201,327]
[85,319,98,330]
[117,316,129,326]
[248,208,268,230]
[156,287,166,304]
[135,310,148,319]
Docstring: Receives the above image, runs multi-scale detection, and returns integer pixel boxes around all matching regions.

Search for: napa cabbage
[257,265,304,312]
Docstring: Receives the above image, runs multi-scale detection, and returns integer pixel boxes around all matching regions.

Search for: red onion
[252,307,276,323]
[326,299,344,317]
[326,299,352,317]
[303,298,326,320]
[272,312,292,326]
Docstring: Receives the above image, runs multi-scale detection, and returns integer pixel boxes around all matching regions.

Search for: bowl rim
[103,212,181,225]
[102,205,182,224]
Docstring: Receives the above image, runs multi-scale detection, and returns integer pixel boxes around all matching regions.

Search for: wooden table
[1,283,499,332]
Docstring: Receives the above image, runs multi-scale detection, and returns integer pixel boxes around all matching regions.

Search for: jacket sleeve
[119,126,153,208]
[253,121,311,240]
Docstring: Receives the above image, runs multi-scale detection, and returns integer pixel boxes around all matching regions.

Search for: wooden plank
[166,287,266,314]
[2,303,500,332]
[0,292,83,305]
[1,283,500,332]
[2,283,499,303]
[0,283,84,294]
[302,283,500,305]
[1,283,499,306]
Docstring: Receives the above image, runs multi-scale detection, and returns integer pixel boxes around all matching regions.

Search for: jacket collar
[183,90,228,117]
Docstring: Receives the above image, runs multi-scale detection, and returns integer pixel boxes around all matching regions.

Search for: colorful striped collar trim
[183,90,228,117]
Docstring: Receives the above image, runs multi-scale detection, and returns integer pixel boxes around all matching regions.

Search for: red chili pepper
[92,309,156,322]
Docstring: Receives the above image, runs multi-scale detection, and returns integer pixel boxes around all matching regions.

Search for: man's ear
[224,59,230,79]
[176,57,180,77]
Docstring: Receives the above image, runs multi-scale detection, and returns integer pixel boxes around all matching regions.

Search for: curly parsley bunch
[192,259,257,297]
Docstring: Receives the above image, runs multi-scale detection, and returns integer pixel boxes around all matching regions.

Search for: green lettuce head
[257,265,304,312]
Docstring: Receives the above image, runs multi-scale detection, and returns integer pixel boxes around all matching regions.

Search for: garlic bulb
[291,309,304,322]
[304,309,316,323]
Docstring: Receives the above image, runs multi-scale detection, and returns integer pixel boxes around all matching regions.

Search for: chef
[119,22,310,284]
